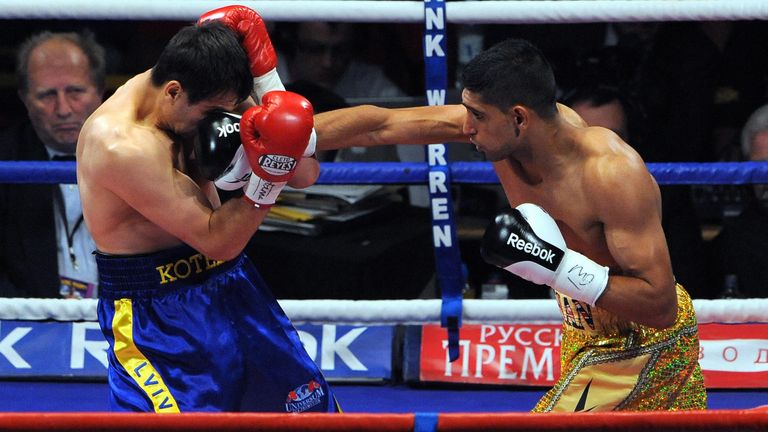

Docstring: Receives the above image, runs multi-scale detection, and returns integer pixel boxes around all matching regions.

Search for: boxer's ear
[165,81,183,102]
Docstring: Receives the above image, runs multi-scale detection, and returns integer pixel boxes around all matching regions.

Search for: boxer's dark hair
[152,22,252,104]
[461,38,557,119]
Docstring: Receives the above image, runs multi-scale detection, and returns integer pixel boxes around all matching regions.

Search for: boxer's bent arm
[314,104,468,151]
[95,134,268,261]
[589,153,678,329]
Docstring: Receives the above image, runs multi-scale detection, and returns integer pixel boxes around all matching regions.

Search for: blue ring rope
[3,161,768,185]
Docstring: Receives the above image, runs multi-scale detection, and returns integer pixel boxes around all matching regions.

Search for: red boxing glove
[240,91,314,207]
[198,5,275,76]
[198,5,284,100]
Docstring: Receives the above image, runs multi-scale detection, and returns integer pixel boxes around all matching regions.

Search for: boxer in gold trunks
[534,286,704,411]
[313,38,706,411]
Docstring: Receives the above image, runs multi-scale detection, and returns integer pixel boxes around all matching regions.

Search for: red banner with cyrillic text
[419,323,768,388]
[698,323,768,388]
[420,324,561,386]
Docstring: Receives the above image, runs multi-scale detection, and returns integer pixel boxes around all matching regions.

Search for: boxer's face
[461,89,518,161]
[20,38,102,154]
[167,89,239,138]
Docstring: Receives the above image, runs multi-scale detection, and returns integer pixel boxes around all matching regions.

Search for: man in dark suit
[0,30,105,298]
[711,103,768,299]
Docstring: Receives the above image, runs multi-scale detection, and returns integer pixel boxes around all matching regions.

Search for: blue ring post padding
[413,412,439,432]
[4,161,768,185]
[423,0,463,362]
[430,165,463,361]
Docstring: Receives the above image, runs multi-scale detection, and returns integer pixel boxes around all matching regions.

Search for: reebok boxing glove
[240,90,314,207]
[198,5,285,101]
[195,111,243,181]
[481,203,609,306]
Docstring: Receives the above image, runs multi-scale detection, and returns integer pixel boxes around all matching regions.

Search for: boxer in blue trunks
[97,245,336,412]
[78,9,335,412]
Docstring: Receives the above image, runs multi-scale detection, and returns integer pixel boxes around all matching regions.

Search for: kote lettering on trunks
[155,254,225,284]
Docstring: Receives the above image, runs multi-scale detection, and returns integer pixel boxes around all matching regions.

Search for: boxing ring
[2,0,768,431]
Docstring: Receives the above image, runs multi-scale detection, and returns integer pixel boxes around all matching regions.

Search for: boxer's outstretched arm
[314,104,468,151]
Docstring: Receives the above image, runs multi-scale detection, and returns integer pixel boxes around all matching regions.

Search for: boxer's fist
[240,90,314,206]
[481,203,609,305]
[198,5,276,76]
[198,5,284,100]
[205,110,315,193]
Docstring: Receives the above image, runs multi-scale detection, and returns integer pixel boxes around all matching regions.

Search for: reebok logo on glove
[507,233,558,264]
[217,122,240,138]
[258,154,297,175]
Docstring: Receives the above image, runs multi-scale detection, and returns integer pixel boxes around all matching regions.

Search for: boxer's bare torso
[77,71,240,256]
[315,100,676,328]
[463,96,676,328]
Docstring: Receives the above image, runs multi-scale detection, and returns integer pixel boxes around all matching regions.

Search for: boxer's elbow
[198,244,241,262]
[649,307,678,330]
[195,235,248,262]
[648,294,679,329]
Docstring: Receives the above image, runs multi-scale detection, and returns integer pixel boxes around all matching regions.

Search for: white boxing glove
[214,145,251,191]
[480,203,609,306]
[213,145,286,206]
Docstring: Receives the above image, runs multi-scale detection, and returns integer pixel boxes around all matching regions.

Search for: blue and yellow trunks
[96,244,337,413]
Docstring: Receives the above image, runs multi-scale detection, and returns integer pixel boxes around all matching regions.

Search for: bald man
[0,31,105,298]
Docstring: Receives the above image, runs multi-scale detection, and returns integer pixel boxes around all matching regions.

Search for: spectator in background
[0,30,105,298]
[711,104,768,298]
[562,85,630,140]
[563,85,714,298]
[275,21,430,206]
[274,22,401,162]
[275,21,406,102]
[638,21,768,163]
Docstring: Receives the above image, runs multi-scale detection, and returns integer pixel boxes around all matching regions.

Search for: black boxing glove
[194,111,243,181]
[481,203,609,306]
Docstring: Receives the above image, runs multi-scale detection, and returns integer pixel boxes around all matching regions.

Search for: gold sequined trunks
[533,284,706,412]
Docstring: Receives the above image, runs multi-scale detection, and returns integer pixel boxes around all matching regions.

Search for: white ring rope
[3,1,768,23]
[2,298,767,325]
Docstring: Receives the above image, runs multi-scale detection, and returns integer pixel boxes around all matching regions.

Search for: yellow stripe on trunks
[112,298,180,413]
